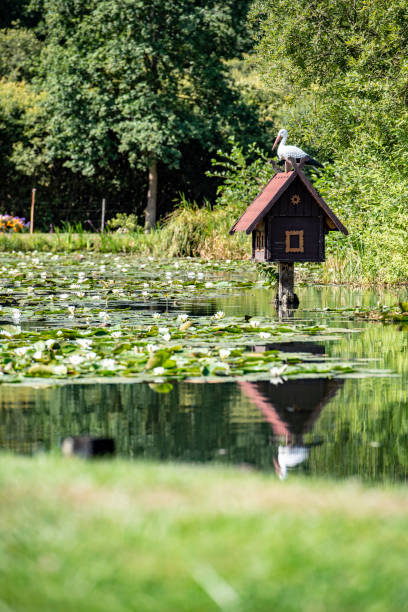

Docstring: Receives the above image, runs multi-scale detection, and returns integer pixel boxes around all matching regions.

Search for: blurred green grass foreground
[1,455,407,612]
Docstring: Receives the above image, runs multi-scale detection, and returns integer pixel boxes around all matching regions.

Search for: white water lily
[219,348,231,360]
[153,366,165,375]
[15,346,29,356]
[142,291,148,297]
[147,344,159,353]
[177,314,188,323]
[111,331,122,338]
[152,312,161,319]
[56,331,63,336]
[85,351,97,360]
[98,311,110,321]
[75,291,85,298]
[59,293,70,299]
[10,309,21,323]
[213,311,225,320]
[100,358,117,370]
[45,339,57,349]
[33,351,43,360]
[53,365,68,376]
[77,339,92,349]
[250,320,260,328]
[69,354,85,366]
[259,332,271,339]
[68,306,76,316]
[270,365,288,386]
[162,333,171,342]
[158,327,169,335]
[270,365,287,378]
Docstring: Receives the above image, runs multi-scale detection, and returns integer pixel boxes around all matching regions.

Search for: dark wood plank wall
[266,176,325,262]
[273,176,321,218]
[268,217,324,262]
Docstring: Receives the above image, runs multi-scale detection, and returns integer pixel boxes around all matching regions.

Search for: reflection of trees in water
[0,377,407,482]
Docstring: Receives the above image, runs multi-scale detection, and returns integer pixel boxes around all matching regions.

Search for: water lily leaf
[27,364,56,377]
[148,382,174,393]
[145,350,171,370]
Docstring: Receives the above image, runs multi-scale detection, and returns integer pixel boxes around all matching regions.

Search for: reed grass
[0,206,250,260]
[0,201,406,285]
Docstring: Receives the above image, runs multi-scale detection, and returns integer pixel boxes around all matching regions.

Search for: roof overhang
[229,170,348,236]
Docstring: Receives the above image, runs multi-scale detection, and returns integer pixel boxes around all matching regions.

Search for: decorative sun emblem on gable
[290,194,301,205]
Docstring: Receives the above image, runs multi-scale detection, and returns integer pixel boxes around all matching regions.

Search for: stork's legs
[285,157,307,172]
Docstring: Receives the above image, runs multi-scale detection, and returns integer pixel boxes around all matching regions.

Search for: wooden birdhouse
[230,169,348,263]
[229,167,348,308]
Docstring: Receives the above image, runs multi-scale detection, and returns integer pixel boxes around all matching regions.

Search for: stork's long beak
[272,134,281,151]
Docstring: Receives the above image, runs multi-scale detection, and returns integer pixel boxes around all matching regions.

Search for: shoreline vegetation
[1,454,408,611]
[0,219,407,288]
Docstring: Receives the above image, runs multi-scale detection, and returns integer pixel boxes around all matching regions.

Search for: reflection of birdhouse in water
[239,378,343,479]
[230,169,348,263]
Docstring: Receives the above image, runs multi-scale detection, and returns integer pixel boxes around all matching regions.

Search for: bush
[106,213,140,233]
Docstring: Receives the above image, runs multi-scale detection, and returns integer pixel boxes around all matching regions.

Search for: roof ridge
[230,170,348,236]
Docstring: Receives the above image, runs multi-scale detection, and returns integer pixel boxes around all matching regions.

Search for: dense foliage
[249,0,408,281]
[0,0,407,280]
[0,0,267,230]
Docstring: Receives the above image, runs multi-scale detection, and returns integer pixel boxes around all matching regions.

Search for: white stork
[272,129,323,168]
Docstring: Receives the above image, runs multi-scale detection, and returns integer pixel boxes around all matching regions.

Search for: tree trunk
[144,160,158,230]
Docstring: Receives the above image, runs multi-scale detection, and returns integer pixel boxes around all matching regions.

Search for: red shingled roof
[229,170,348,235]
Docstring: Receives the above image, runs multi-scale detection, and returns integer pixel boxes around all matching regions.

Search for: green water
[1,283,407,484]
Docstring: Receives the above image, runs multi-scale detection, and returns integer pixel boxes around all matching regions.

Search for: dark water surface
[1,284,407,484]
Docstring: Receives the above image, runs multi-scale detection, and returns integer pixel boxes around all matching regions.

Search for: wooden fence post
[30,188,36,234]
[101,198,106,232]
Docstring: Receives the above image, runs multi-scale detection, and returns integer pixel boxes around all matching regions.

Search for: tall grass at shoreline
[0,206,250,260]
[0,206,406,285]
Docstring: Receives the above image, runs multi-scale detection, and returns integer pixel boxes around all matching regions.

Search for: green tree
[0,28,42,81]
[245,0,408,282]
[251,0,408,158]
[42,0,256,228]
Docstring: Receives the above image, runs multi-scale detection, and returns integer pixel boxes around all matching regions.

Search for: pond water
[0,255,407,484]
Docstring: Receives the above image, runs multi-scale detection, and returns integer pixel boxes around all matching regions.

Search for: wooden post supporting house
[229,162,348,309]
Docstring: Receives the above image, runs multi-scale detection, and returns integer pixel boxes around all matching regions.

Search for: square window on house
[285,230,304,253]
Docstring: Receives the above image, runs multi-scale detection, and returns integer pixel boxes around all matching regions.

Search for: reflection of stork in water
[274,446,309,481]
[239,378,343,479]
